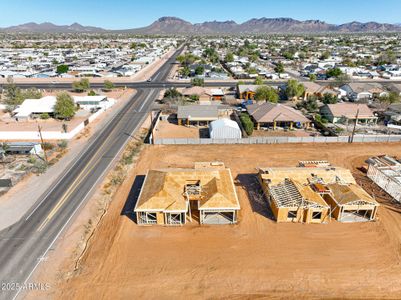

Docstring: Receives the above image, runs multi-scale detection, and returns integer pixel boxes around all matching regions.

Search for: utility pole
[350,107,360,143]
[149,111,154,145]
[38,124,48,163]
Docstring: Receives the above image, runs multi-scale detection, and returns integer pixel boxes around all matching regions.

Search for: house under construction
[367,155,401,203]
[134,162,240,226]
[258,161,379,223]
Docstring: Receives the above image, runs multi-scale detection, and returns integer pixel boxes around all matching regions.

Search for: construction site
[258,161,379,223]
[367,155,401,203]
[134,162,240,225]
[28,143,401,300]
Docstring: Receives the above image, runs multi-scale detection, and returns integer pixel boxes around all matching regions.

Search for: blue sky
[1,0,401,29]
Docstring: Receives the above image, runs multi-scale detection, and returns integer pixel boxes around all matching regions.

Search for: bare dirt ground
[29,143,401,300]
[252,129,314,137]
[154,120,201,139]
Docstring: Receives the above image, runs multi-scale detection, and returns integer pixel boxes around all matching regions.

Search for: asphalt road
[1,79,400,91]
[0,48,183,300]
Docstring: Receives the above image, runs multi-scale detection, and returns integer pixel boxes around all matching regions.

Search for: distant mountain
[1,18,401,34]
[237,18,335,33]
[0,22,106,33]
[118,17,193,34]
[337,21,401,32]
[122,17,401,34]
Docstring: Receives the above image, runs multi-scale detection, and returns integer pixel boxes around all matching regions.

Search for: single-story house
[303,82,341,100]
[73,95,114,111]
[13,96,56,120]
[320,103,378,125]
[237,85,274,100]
[182,86,212,102]
[182,87,225,102]
[246,102,310,130]
[134,162,240,226]
[209,119,242,139]
[238,85,258,100]
[258,163,379,223]
[177,105,218,125]
[177,105,231,126]
[13,95,113,120]
[340,83,387,101]
[3,142,43,155]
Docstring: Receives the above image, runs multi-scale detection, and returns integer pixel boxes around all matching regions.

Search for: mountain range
[1,17,401,34]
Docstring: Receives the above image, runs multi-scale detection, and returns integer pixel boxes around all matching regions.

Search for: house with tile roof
[320,103,378,125]
[246,102,310,130]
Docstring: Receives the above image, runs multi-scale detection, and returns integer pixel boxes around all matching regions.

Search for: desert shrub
[27,156,36,164]
[42,142,54,151]
[58,140,68,149]
[40,113,50,120]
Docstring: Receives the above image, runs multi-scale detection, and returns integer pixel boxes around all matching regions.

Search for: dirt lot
[154,120,203,139]
[31,143,401,299]
[252,128,313,137]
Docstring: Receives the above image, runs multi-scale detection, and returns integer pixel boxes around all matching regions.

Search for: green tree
[56,64,69,74]
[326,68,343,78]
[309,74,317,81]
[4,78,42,110]
[191,78,204,87]
[239,113,254,136]
[88,90,97,96]
[4,77,20,109]
[254,76,264,85]
[320,51,330,60]
[283,51,294,60]
[179,66,190,77]
[225,52,234,63]
[72,78,90,92]
[379,92,400,104]
[103,80,114,91]
[176,53,199,66]
[286,79,305,100]
[164,88,182,99]
[194,65,204,75]
[334,74,351,86]
[296,95,318,113]
[377,50,397,65]
[255,86,279,103]
[55,92,76,120]
[274,62,285,74]
[322,93,338,104]
[189,94,199,101]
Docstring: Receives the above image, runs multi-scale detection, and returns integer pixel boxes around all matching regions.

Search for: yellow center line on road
[36,94,147,232]
[36,157,101,232]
